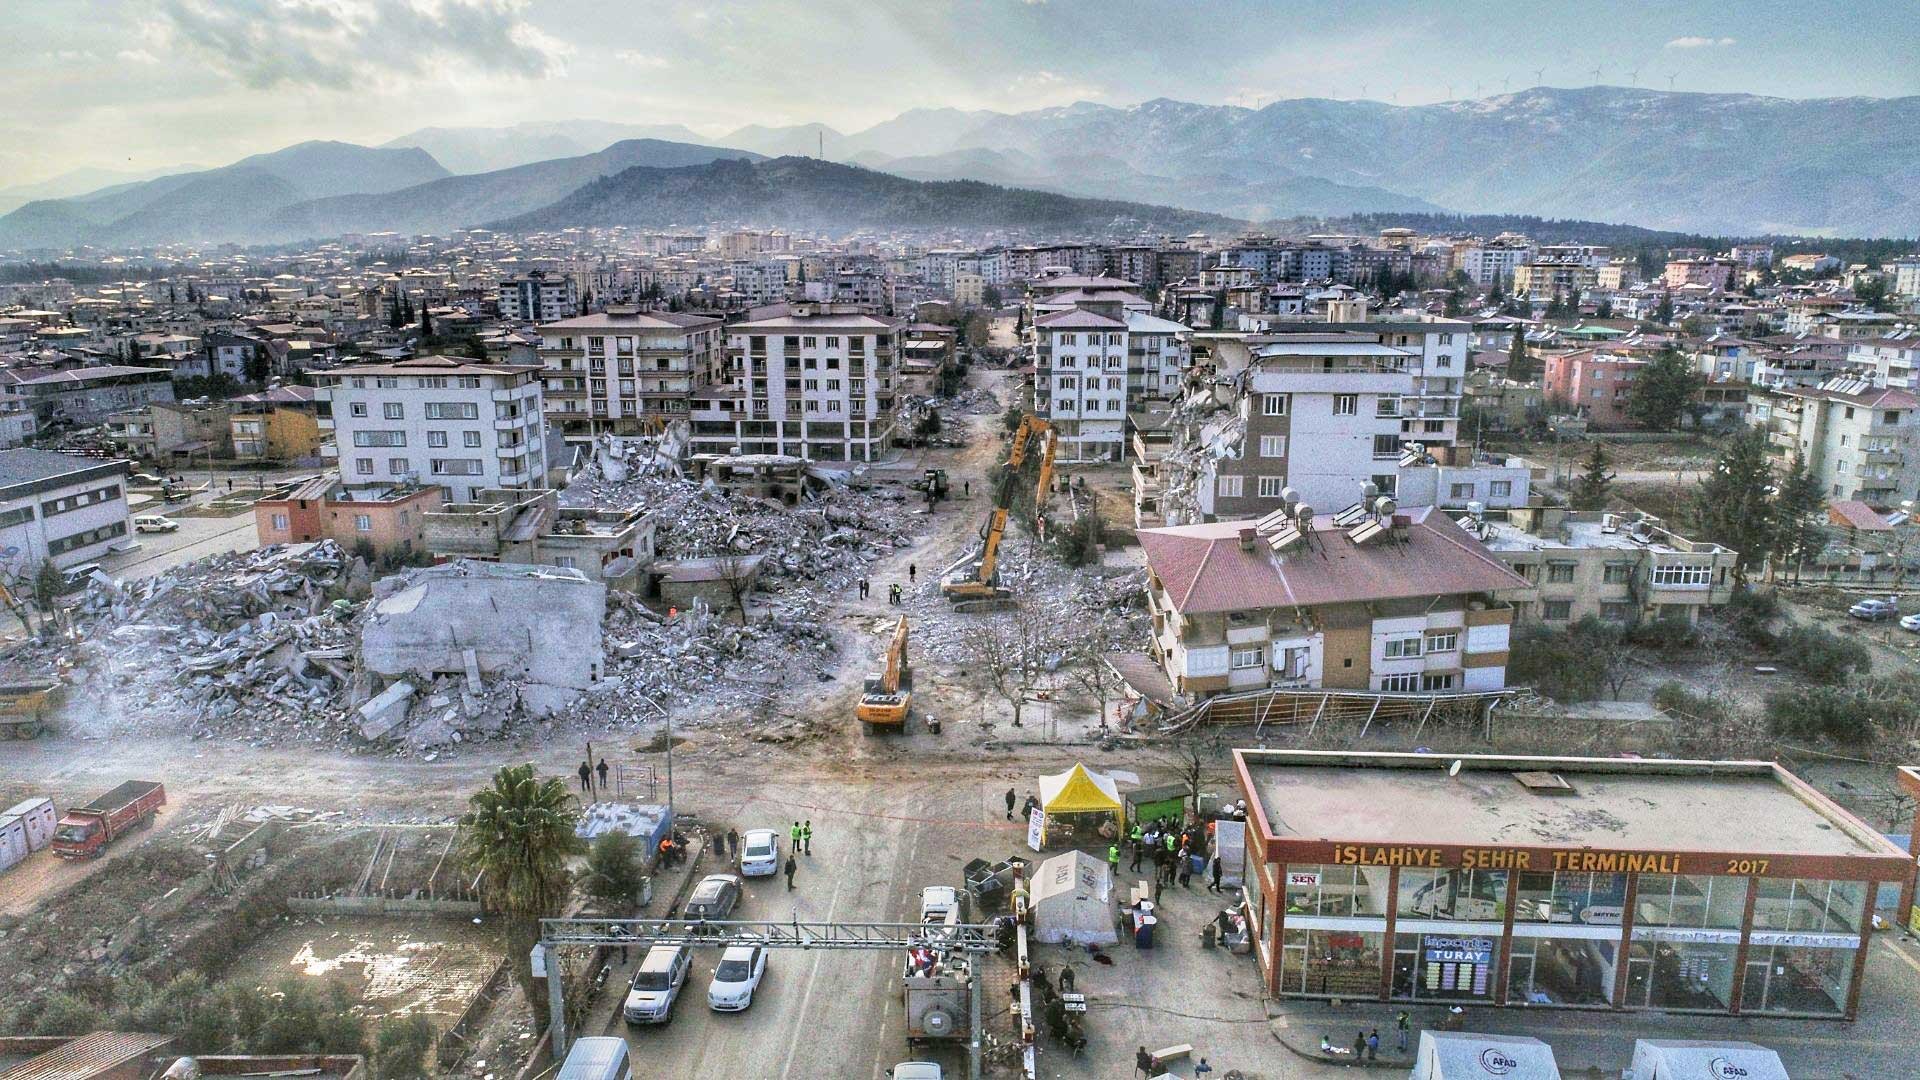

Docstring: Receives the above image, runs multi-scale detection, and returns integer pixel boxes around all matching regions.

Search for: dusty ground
[228,915,504,1026]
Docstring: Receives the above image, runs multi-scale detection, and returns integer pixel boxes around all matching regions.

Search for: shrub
[1720,587,1781,647]
[582,831,647,910]
[1627,618,1698,650]
[1509,623,1607,702]
[1053,509,1107,568]
[1652,681,1734,723]
[1778,624,1871,684]
[375,1014,437,1079]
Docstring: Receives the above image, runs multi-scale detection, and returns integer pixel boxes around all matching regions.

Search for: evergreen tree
[126,338,142,362]
[1595,298,1614,319]
[1488,270,1505,303]
[186,283,199,303]
[1654,292,1674,326]
[419,302,432,337]
[1209,289,1226,330]
[1507,331,1532,382]
[1771,451,1827,582]
[1697,428,1777,585]
[1443,289,1463,316]
[1626,346,1698,431]
[388,300,404,330]
[1570,443,1613,510]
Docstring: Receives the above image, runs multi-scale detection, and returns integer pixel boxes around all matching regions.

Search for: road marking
[777,808,858,1080]
[1881,937,1920,982]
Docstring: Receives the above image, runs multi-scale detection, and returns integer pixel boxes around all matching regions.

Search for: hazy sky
[8,0,1918,185]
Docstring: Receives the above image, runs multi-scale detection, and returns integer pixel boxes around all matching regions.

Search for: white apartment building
[1239,303,1467,448]
[1034,308,1132,462]
[535,310,725,445]
[1126,311,1192,403]
[1893,257,1920,302]
[0,449,134,571]
[315,357,546,502]
[1453,242,1534,287]
[497,270,577,322]
[1846,333,1920,389]
[1751,376,1920,504]
[703,305,900,463]
[1138,507,1531,701]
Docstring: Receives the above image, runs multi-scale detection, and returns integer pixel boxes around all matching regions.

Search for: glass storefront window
[1391,932,1499,1002]
[1396,868,1508,921]
[1753,877,1868,934]
[1284,864,1387,917]
[1514,871,1556,922]
[1624,939,1739,1011]
[1281,929,1385,997]
[1634,874,1748,929]
[1512,871,1627,926]
[1506,935,1616,1006]
[1743,944,1853,1016]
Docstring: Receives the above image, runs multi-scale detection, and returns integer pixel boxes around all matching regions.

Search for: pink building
[255,473,443,557]
[1663,257,1735,291]
[1542,349,1648,428]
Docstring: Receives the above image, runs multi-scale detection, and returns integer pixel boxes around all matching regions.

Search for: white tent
[1029,849,1116,944]
[1413,1032,1562,1080]
[1629,1040,1789,1080]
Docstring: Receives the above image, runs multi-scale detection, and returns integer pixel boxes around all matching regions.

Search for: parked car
[622,945,691,1025]
[738,828,780,877]
[1849,598,1900,621]
[1900,614,1920,633]
[57,563,104,594]
[127,473,166,487]
[133,515,178,533]
[707,943,768,1011]
[888,1066,944,1080]
[684,874,743,921]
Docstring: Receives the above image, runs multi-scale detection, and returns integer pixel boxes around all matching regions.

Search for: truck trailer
[52,781,165,859]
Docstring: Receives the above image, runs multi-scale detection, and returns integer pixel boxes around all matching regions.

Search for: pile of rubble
[904,529,1149,666]
[10,542,368,743]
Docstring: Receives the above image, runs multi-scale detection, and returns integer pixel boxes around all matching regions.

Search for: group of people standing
[1109,817,1224,899]
[857,563,919,606]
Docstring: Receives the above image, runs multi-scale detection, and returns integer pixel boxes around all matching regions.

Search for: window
[1439,333,1455,345]
[1230,648,1265,670]
[1600,602,1633,621]
[1257,476,1285,498]
[1424,631,1458,653]
[1421,673,1456,692]
[270,513,289,530]
[1489,481,1512,497]
[354,515,372,532]
[355,457,374,475]
[428,431,448,448]
[1384,635,1423,659]
[1650,564,1713,588]
[424,402,479,420]
[1333,394,1358,416]
[463,431,482,448]
[430,459,484,476]
[1602,563,1633,584]
[1217,475,1243,498]
[376,377,398,389]
[1377,397,1400,418]
[1424,420,1445,433]
[1450,483,1475,499]
[1546,562,1576,583]
[1379,673,1419,692]
[349,402,368,418]
[388,458,407,475]
[351,431,406,447]
[379,402,402,420]
[1262,394,1289,416]
[1542,600,1573,620]
[1372,434,1401,458]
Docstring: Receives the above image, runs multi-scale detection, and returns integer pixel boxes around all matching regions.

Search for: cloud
[117,49,160,64]
[611,49,669,68]
[151,0,568,90]
[1665,36,1736,49]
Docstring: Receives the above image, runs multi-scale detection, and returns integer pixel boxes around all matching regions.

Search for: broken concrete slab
[357,680,416,740]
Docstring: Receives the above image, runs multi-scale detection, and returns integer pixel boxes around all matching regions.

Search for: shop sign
[1422,935,1494,965]
[1286,870,1322,887]
[1748,930,1860,949]
[1327,843,1685,873]
[1636,927,1743,945]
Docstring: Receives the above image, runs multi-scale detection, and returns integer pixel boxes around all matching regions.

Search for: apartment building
[699,304,901,463]
[13,365,172,425]
[313,356,545,502]
[1893,257,1920,301]
[1474,507,1737,626]
[1512,257,1598,303]
[424,487,655,589]
[1847,333,1920,388]
[1750,376,1920,504]
[1034,308,1131,461]
[1542,349,1646,428]
[228,385,322,462]
[1663,258,1736,291]
[497,270,577,322]
[1139,506,1531,701]
[0,448,134,569]
[1452,240,1534,287]
[534,310,724,444]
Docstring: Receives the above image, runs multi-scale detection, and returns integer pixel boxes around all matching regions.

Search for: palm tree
[460,763,583,1023]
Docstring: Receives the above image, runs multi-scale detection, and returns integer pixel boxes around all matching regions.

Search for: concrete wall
[361,563,605,691]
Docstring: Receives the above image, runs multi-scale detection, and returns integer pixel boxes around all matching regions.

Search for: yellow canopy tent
[1036,763,1124,845]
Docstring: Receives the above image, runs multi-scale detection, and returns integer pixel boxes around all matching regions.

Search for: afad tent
[1413,1032,1562,1080]
[1036,763,1124,846]
[1030,849,1117,944]
[1629,1040,1789,1080]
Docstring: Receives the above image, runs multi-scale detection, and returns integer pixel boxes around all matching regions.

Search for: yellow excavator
[940,508,1013,612]
[856,615,913,734]
[1005,413,1058,512]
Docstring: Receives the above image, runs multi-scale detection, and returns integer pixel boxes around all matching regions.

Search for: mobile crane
[856,616,914,734]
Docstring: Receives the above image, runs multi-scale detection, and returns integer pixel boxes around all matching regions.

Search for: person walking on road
[1353,1031,1367,1059]
[725,828,738,859]
[909,563,917,583]
[576,761,592,794]
[1367,1029,1380,1061]
[595,758,609,793]
[801,820,813,855]
[1208,854,1223,893]
[859,578,869,600]
[1396,1011,1410,1052]
[1059,964,1075,992]
[1005,787,1017,819]
[789,821,802,855]
[784,855,797,891]
[1129,836,1144,873]
[1135,1047,1155,1078]
[1107,843,1120,877]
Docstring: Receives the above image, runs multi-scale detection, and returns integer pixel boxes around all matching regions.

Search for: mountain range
[492,156,1236,235]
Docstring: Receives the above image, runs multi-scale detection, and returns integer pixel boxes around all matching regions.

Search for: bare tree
[961,606,1051,728]
[1064,630,1123,731]
[1159,726,1229,817]
[711,552,760,626]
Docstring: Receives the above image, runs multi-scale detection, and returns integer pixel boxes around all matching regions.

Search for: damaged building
[360,560,605,717]
[424,488,655,589]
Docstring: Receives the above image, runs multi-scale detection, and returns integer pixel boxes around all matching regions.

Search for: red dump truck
[52,780,165,858]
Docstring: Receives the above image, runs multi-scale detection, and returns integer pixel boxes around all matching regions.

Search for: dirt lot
[228,915,503,1025]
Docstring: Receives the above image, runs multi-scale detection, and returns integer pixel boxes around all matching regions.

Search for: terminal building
[1234,750,1910,1019]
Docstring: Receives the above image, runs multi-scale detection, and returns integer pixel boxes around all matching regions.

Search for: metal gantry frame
[539,917,1000,1079]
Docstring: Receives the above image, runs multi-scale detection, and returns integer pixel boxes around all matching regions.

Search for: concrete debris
[904,530,1149,666]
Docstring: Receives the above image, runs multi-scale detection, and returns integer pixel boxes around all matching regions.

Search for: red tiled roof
[1140,506,1532,615]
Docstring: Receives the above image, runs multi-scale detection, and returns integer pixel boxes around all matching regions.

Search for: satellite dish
[1448,759,1464,777]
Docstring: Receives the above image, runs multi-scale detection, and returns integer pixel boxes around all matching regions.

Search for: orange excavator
[856,615,913,734]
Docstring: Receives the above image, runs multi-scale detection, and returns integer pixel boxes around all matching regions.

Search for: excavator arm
[881,616,909,694]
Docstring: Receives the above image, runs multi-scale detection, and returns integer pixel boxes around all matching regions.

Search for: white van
[556,1037,631,1080]
[623,945,691,1024]
[133,515,179,533]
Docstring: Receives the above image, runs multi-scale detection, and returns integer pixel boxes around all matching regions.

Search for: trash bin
[1134,914,1157,949]
[927,715,942,735]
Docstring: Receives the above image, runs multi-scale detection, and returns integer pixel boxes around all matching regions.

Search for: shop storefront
[1237,751,1912,1019]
